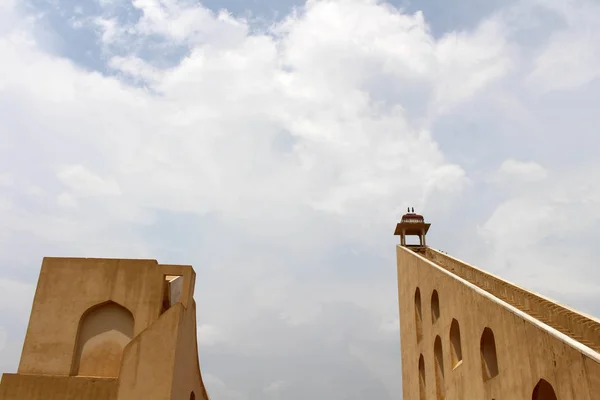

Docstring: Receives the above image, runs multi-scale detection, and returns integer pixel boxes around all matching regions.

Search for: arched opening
[71,301,134,377]
[190,391,196,400]
[480,327,499,381]
[405,235,422,246]
[532,379,557,400]
[449,319,463,367]
[419,354,426,400]
[415,288,423,342]
[434,335,445,399]
[431,290,440,323]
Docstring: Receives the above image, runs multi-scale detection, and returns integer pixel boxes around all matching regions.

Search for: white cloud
[0,0,19,36]
[1,0,600,399]
[264,380,286,394]
[479,160,600,298]
[57,165,121,198]
[109,55,165,83]
[484,161,600,246]
[0,279,36,323]
[202,374,247,400]
[527,0,600,92]
[0,327,6,352]
[93,17,121,44]
[57,192,78,208]
[197,324,224,347]
[498,159,548,182]
[0,173,13,186]
[434,17,513,112]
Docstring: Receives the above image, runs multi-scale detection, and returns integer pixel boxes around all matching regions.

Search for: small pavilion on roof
[394,207,431,247]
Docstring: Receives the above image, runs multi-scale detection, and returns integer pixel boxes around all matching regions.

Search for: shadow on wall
[480,327,499,381]
[449,319,462,368]
[434,336,444,400]
[418,354,426,400]
[415,288,423,342]
[431,291,440,324]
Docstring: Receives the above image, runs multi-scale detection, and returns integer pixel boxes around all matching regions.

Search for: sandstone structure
[0,257,209,400]
[395,210,600,399]
[2,212,599,399]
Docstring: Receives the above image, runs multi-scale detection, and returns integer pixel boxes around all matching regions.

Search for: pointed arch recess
[434,335,445,399]
[415,288,423,342]
[431,290,440,323]
[419,354,426,400]
[532,379,558,400]
[71,301,134,377]
[449,319,463,367]
[480,327,499,381]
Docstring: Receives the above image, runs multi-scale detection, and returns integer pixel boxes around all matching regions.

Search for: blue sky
[1,0,600,399]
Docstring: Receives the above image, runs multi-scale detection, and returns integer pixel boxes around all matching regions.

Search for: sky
[1,0,600,398]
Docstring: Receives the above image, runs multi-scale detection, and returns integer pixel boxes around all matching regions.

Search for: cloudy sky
[1,0,600,398]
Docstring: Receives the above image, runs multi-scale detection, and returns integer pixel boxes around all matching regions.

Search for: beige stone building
[395,210,600,399]
[0,257,210,400]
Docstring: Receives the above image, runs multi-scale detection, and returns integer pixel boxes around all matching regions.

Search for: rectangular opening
[405,235,422,246]
[161,275,184,314]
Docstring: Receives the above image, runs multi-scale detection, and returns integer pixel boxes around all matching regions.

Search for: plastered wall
[0,257,209,400]
[19,258,166,376]
[0,375,118,400]
[426,249,600,352]
[397,246,600,400]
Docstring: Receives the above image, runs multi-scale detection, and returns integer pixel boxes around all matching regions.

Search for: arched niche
[190,391,196,400]
[434,335,445,399]
[415,288,423,342]
[431,290,440,323]
[419,354,426,400]
[532,379,558,400]
[449,319,463,367]
[71,301,135,377]
[480,327,499,381]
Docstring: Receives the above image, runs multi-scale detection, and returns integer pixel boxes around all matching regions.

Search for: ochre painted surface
[72,301,135,377]
[170,301,211,400]
[0,257,209,400]
[397,246,600,400]
[426,249,600,352]
[118,303,182,399]
[0,375,118,400]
